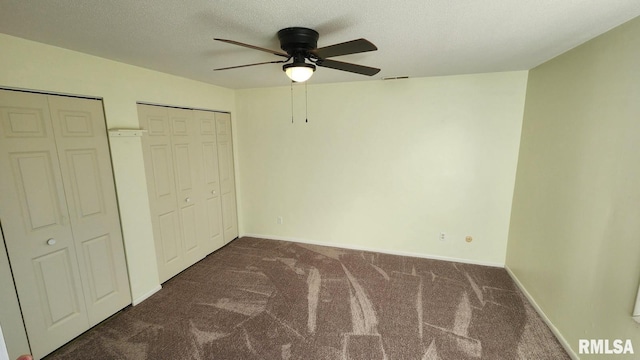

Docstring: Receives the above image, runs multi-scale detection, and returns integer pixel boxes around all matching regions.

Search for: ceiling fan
[214,27,380,83]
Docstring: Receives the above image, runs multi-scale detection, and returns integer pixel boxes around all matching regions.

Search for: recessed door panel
[216,116,229,136]
[202,142,220,188]
[217,139,232,194]
[200,118,215,135]
[148,117,169,136]
[174,144,193,192]
[65,149,104,218]
[11,152,63,231]
[159,211,180,263]
[172,117,189,136]
[150,145,174,199]
[206,196,223,249]
[33,249,83,327]
[181,204,198,253]
[1,107,47,138]
[58,111,93,137]
[222,192,236,233]
[81,234,118,302]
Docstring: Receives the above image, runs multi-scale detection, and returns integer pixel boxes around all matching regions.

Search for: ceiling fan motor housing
[277,27,319,57]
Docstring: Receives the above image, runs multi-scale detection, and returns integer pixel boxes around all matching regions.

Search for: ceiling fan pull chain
[290,80,294,123]
[305,81,309,123]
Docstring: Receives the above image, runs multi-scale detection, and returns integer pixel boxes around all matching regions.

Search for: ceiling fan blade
[317,59,380,76]
[311,38,377,59]
[214,60,287,71]
[214,38,289,58]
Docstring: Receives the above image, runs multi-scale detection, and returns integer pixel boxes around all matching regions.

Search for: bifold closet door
[139,105,234,283]
[215,112,238,243]
[194,110,224,253]
[0,90,131,359]
[138,104,185,282]
[167,108,208,267]
[48,96,131,324]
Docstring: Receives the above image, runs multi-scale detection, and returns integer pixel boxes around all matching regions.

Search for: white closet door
[48,96,131,325]
[0,90,89,358]
[138,104,184,282]
[194,110,224,253]
[215,112,238,243]
[0,90,131,359]
[168,108,206,267]
[140,106,236,282]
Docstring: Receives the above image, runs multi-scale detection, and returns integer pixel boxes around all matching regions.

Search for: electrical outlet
[277,216,283,225]
[439,232,446,241]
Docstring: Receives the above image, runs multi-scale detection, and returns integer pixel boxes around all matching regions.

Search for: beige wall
[0,33,236,356]
[506,16,640,358]
[236,71,528,266]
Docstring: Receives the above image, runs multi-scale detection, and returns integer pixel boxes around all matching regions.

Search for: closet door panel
[181,204,199,253]
[0,90,89,358]
[206,196,223,251]
[80,234,119,301]
[150,145,175,200]
[215,112,238,243]
[49,96,131,325]
[139,104,184,282]
[174,144,194,192]
[169,108,206,266]
[158,210,181,263]
[195,110,223,253]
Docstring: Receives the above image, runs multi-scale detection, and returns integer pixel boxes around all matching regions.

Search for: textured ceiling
[0,0,639,89]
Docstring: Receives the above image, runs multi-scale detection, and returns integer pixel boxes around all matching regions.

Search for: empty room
[0,1,639,359]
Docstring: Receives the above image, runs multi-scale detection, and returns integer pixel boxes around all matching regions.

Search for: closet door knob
[46,238,56,246]
[185,197,191,203]
[211,190,216,195]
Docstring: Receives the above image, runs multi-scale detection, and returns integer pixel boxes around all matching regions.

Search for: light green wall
[506,16,640,358]
[0,33,236,358]
[236,71,528,266]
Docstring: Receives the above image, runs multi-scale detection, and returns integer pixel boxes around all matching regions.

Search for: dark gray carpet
[44,237,569,359]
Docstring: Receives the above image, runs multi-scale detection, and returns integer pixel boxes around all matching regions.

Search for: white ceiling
[1,0,639,89]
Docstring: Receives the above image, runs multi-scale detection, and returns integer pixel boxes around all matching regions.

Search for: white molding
[505,266,579,360]
[240,233,504,268]
[131,284,162,306]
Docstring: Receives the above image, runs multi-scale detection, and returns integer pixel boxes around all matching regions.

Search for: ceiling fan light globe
[283,63,315,82]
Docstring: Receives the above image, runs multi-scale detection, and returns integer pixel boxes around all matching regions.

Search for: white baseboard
[132,284,162,306]
[505,266,579,360]
[240,233,504,268]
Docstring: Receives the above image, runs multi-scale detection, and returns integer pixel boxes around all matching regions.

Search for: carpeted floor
[44,237,570,359]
